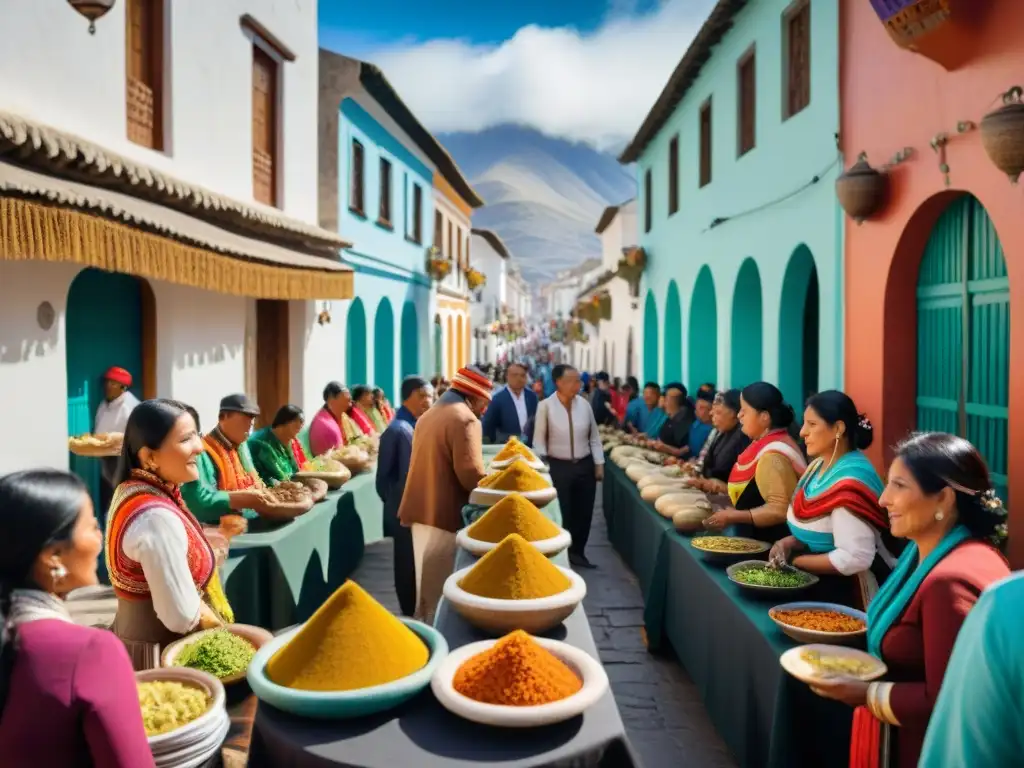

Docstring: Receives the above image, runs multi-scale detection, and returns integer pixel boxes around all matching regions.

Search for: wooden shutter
[350,140,365,213]
[644,170,652,233]
[434,209,443,248]
[125,0,163,150]
[786,3,811,118]
[668,136,679,215]
[699,99,712,187]
[252,46,278,206]
[738,51,756,155]
[379,157,392,224]
[412,185,423,242]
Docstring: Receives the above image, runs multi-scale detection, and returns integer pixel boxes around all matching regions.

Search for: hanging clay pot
[980,86,1024,184]
[836,154,888,224]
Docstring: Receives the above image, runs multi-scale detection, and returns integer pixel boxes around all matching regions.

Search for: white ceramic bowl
[442,564,586,635]
[431,637,609,727]
[469,486,557,509]
[779,643,887,686]
[456,527,572,557]
[137,667,227,756]
[768,602,868,645]
[153,710,229,768]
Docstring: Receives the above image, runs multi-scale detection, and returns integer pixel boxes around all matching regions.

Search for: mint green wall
[636,0,843,401]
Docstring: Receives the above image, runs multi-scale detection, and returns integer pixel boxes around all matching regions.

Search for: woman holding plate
[807,432,1009,768]
[768,391,898,609]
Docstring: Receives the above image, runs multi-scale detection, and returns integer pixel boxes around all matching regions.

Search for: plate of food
[726,560,819,595]
[780,644,887,686]
[294,457,351,489]
[162,624,273,686]
[690,535,770,562]
[68,432,123,457]
[255,482,314,519]
[769,602,868,645]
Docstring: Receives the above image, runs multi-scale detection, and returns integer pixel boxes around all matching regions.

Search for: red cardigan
[881,540,1009,767]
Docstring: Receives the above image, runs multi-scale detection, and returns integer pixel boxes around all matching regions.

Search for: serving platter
[769,601,867,645]
[780,643,886,685]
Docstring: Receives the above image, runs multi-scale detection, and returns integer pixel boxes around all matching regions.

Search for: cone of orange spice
[453,630,582,706]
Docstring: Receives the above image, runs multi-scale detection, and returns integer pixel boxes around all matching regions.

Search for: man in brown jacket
[399,366,492,622]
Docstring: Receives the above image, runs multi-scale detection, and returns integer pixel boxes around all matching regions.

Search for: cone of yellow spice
[453,630,582,706]
[478,461,550,492]
[458,534,571,600]
[466,493,560,543]
[493,437,539,464]
[265,580,428,691]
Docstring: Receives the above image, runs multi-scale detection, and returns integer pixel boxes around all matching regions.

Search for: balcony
[870,0,991,70]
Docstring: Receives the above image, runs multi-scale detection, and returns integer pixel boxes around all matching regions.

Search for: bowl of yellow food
[780,644,887,686]
[137,667,228,765]
[470,461,557,509]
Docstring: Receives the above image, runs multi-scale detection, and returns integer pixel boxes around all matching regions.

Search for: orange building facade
[840,0,1024,566]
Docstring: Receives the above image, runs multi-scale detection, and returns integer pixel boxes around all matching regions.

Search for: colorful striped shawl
[727,429,807,506]
[105,472,215,601]
[349,406,376,436]
[791,452,887,529]
[203,429,259,491]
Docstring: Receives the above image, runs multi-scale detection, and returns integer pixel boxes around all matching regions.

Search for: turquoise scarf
[866,524,971,656]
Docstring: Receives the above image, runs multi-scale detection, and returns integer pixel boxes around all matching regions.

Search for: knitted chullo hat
[451,367,493,401]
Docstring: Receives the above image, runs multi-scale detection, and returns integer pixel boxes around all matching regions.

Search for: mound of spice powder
[453,630,582,706]
[458,534,571,599]
[174,629,255,679]
[266,580,428,691]
[466,493,560,543]
[493,437,538,464]
[478,462,550,492]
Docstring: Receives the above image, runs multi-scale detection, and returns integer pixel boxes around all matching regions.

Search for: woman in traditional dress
[768,391,897,608]
[107,399,233,670]
[689,389,750,484]
[701,382,806,540]
[248,405,308,485]
[308,382,363,456]
[808,432,1009,768]
[350,385,381,436]
[373,387,395,425]
[0,469,155,766]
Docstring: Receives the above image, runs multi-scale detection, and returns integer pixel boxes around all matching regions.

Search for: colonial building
[621,0,841,406]
[0,0,351,506]
[839,0,1021,563]
[469,228,509,364]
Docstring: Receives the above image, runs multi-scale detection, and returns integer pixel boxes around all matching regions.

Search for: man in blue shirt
[624,382,666,437]
[688,390,715,457]
[376,375,432,616]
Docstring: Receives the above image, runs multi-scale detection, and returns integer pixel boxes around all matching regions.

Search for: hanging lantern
[836,153,888,224]
[980,86,1024,184]
[67,0,116,34]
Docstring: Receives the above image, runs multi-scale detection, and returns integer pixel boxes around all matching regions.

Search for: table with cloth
[247,470,640,767]
[602,460,853,768]
[222,471,384,630]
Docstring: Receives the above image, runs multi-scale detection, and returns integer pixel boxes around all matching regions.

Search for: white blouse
[121,507,202,634]
[787,505,897,576]
[533,394,604,464]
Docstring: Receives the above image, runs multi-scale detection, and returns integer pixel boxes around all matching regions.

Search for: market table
[247,485,640,767]
[222,471,384,630]
[602,461,852,768]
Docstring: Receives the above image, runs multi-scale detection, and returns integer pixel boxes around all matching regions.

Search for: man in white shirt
[95,365,140,510]
[533,364,605,569]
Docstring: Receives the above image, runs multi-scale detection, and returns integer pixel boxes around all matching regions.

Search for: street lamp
[67,0,115,34]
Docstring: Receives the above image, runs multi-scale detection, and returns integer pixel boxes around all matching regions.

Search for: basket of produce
[247,581,448,719]
[294,457,351,489]
[443,534,585,635]
[431,630,609,727]
[137,667,228,767]
[769,602,868,645]
[68,432,123,458]
[328,445,373,474]
[470,461,556,508]
[726,561,819,596]
[162,624,273,686]
[780,644,886,686]
[294,476,329,502]
[691,535,770,563]
[255,482,315,518]
[456,493,571,557]
[489,436,546,470]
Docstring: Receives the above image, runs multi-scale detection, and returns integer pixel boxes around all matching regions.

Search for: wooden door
[255,299,289,427]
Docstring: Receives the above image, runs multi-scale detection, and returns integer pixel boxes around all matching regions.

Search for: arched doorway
[687,266,718,391]
[446,316,455,379]
[433,314,443,377]
[730,258,763,388]
[346,298,368,385]
[664,280,683,383]
[400,300,419,379]
[627,327,635,378]
[373,298,395,401]
[643,290,659,383]
[916,195,1009,498]
[66,267,153,580]
[778,245,819,413]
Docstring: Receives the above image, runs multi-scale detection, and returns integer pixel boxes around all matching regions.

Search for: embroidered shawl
[349,406,376,436]
[203,428,259,491]
[291,437,309,469]
[727,429,807,506]
[791,452,887,529]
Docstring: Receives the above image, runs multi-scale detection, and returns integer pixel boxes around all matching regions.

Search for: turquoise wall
[337,97,434,399]
[636,0,843,403]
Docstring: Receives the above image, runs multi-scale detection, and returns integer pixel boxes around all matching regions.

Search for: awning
[0,161,353,299]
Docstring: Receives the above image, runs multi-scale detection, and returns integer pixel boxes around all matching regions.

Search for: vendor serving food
[108,399,234,670]
[768,391,897,608]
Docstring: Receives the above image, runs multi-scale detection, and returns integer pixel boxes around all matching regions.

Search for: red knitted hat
[104,366,133,387]
[450,367,493,401]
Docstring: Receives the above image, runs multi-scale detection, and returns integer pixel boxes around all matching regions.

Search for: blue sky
[318,0,714,149]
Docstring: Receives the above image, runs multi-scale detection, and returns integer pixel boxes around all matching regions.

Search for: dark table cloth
[603,461,852,768]
[248,482,639,767]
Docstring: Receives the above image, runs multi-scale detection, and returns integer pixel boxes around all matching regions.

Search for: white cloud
[363,0,717,151]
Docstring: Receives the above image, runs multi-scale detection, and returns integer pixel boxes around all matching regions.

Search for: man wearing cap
[95,366,141,511]
[399,367,491,623]
[181,394,268,526]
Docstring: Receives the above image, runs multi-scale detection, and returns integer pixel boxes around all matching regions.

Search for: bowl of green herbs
[163,624,272,685]
[726,561,818,597]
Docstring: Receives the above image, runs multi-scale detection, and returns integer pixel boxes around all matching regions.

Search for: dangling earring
[50,560,68,590]
[827,435,839,468]
[935,510,945,522]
